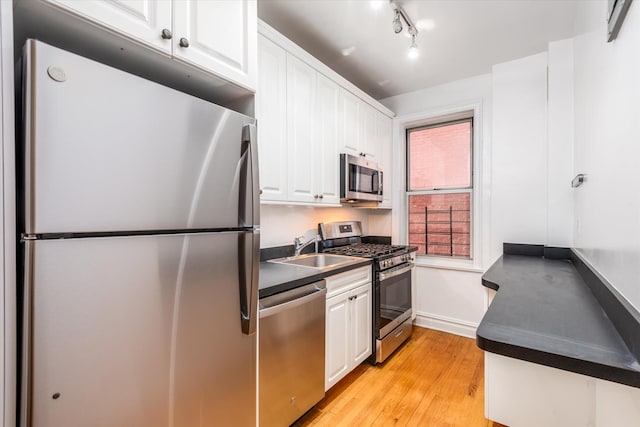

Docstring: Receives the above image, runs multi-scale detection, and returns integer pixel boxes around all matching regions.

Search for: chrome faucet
[294,234,319,256]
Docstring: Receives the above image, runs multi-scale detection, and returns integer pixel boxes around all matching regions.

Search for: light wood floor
[293,327,506,427]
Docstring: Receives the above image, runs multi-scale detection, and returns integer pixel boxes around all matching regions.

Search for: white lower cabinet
[325,266,372,391]
[485,352,640,427]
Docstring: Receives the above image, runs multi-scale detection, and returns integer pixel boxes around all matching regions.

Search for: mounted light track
[389,1,419,59]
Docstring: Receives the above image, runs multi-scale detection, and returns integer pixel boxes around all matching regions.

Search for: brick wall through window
[408,193,471,257]
[407,118,472,258]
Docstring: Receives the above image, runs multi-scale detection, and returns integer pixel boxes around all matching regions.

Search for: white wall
[572,0,640,311]
[260,204,381,248]
[547,39,575,248]
[490,52,549,262]
[377,40,579,337]
[380,74,493,335]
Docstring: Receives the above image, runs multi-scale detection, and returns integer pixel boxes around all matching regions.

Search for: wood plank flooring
[293,327,506,427]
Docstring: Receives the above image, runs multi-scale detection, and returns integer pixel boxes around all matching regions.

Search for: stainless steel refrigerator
[19,40,259,427]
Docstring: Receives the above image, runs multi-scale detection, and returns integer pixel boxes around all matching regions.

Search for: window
[407,118,473,258]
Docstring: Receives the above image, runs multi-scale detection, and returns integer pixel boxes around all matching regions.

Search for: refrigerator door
[23,40,259,235]
[22,232,258,427]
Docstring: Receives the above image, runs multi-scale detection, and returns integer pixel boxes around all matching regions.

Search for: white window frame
[392,102,484,272]
[407,117,474,260]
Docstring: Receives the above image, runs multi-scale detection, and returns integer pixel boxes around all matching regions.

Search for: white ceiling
[258,0,594,100]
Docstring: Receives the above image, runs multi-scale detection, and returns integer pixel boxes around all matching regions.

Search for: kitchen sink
[268,253,366,270]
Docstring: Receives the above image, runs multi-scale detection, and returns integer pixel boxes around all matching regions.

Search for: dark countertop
[477,251,640,388]
[259,258,372,299]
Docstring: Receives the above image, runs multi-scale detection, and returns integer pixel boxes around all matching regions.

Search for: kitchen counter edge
[259,258,373,299]
[477,243,640,389]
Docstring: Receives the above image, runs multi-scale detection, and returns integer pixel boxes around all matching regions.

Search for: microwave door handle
[378,170,383,195]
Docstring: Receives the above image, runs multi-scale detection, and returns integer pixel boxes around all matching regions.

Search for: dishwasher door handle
[259,282,326,319]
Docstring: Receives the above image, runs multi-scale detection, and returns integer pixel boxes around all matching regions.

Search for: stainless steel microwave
[340,153,383,202]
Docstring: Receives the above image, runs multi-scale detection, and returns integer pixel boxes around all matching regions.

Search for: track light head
[408,35,419,60]
[392,11,403,34]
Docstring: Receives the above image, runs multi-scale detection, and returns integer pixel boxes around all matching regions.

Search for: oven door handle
[378,263,414,281]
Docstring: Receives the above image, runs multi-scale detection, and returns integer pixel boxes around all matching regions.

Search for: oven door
[376,263,413,339]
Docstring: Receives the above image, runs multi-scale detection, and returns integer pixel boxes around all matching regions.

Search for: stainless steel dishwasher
[259,281,326,427]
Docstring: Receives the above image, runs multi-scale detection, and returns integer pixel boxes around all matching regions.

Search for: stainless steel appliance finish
[259,282,326,427]
[20,40,259,427]
[340,153,383,202]
[319,221,415,364]
[319,220,363,240]
[376,318,413,364]
[374,262,413,363]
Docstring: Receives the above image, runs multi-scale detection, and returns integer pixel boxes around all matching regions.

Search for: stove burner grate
[323,243,405,258]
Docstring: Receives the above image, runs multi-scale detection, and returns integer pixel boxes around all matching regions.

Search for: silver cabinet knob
[179,38,190,48]
[161,28,172,40]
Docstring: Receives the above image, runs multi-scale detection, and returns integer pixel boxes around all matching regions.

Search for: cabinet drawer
[325,266,371,298]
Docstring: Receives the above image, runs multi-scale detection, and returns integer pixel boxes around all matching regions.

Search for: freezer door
[22,232,258,427]
[23,40,259,234]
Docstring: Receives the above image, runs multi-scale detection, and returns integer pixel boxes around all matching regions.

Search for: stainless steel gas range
[319,221,416,364]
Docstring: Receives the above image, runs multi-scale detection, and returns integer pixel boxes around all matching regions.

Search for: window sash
[407,190,473,259]
[406,117,474,192]
[406,116,474,259]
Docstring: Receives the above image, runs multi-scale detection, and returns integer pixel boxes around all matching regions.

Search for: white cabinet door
[286,54,316,203]
[46,0,172,53]
[339,88,360,157]
[360,102,379,161]
[325,279,372,391]
[173,0,257,91]
[325,293,350,391]
[315,74,340,205]
[378,112,393,208]
[351,283,372,366]
[256,35,287,201]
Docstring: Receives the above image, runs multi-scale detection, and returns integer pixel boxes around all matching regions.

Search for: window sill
[413,257,484,273]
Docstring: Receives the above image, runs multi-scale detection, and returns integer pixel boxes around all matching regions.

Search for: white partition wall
[572,0,640,312]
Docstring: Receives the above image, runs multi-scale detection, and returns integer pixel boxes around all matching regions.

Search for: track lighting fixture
[389,1,420,59]
[408,35,419,60]
[392,10,403,34]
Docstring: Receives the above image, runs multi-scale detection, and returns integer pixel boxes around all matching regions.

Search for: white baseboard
[413,311,478,339]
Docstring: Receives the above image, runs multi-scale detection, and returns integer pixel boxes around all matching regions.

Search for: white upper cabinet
[286,54,317,203]
[360,102,379,161]
[173,0,257,90]
[377,112,393,208]
[339,89,361,158]
[315,74,340,205]
[257,47,340,206]
[339,88,382,162]
[256,35,287,201]
[46,0,173,53]
[45,0,257,91]
[257,21,394,207]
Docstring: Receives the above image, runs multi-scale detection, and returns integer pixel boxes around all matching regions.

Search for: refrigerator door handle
[239,124,259,227]
[239,230,259,335]
[20,240,35,427]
